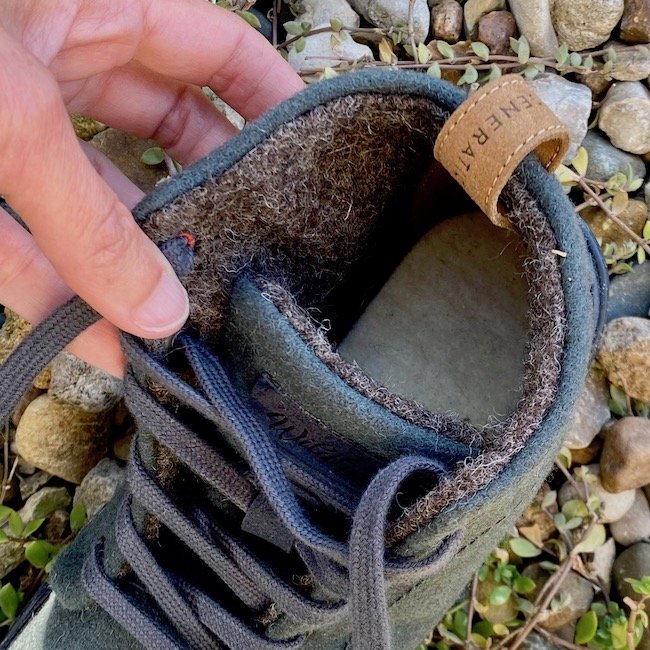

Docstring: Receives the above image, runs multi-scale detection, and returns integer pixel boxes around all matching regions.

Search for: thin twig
[536,626,584,649]
[555,460,587,501]
[1,421,9,505]
[407,0,417,62]
[508,558,575,650]
[577,177,650,256]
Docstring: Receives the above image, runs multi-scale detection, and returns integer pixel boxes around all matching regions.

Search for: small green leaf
[284,21,302,36]
[417,42,431,64]
[554,44,569,66]
[25,540,56,569]
[22,518,45,538]
[473,621,493,638]
[643,220,650,240]
[489,585,512,606]
[569,51,582,67]
[626,577,650,596]
[605,46,617,63]
[0,506,14,524]
[513,575,536,594]
[378,38,396,64]
[486,63,502,81]
[583,55,594,70]
[436,41,455,61]
[330,18,343,32]
[562,499,588,519]
[0,583,19,621]
[571,523,606,556]
[236,10,261,30]
[570,146,589,177]
[509,37,520,54]
[509,537,541,558]
[517,36,530,64]
[637,247,646,264]
[458,64,478,85]
[427,62,442,78]
[70,503,87,534]
[609,383,630,417]
[300,22,312,32]
[541,490,557,510]
[0,530,7,543]
[471,42,490,61]
[8,512,22,538]
[141,147,165,166]
[294,36,307,54]
[452,610,468,640]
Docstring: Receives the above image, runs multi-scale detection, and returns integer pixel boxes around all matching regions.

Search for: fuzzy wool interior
[140,93,566,545]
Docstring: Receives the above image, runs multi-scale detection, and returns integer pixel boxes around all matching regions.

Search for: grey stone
[49,351,123,413]
[586,537,616,591]
[582,130,646,183]
[562,367,610,450]
[612,542,650,602]
[599,81,650,155]
[607,261,650,321]
[597,317,650,403]
[349,0,430,42]
[552,0,624,51]
[0,542,24,580]
[288,30,373,73]
[431,0,463,43]
[522,564,594,629]
[463,0,505,39]
[600,416,650,492]
[18,470,51,501]
[478,11,517,55]
[559,464,636,523]
[621,0,650,43]
[91,129,168,193]
[15,394,110,484]
[18,487,71,524]
[527,74,592,162]
[609,43,650,81]
[44,510,70,545]
[508,0,558,57]
[291,0,360,28]
[73,458,125,519]
[611,489,650,545]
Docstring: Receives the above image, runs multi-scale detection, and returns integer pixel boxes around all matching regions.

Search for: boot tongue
[220,275,473,486]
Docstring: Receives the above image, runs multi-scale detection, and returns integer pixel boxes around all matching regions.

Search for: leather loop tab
[434,75,570,228]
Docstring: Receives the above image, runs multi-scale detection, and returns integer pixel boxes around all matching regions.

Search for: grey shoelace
[0,216,606,650]
[0,297,462,650]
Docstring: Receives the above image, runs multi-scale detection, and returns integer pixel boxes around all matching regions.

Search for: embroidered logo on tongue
[251,375,383,483]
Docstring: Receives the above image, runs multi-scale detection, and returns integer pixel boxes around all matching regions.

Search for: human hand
[0,0,303,376]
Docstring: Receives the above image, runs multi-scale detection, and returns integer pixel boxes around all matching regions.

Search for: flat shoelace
[0,215,606,649]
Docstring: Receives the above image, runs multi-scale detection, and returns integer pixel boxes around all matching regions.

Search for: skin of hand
[0,0,303,377]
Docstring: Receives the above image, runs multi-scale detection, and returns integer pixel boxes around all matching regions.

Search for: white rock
[349,0,430,42]
[73,458,125,519]
[288,30,373,73]
[508,0,558,57]
[528,73,592,163]
[587,537,616,591]
[292,0,360,28]
[552,0,624,51]
[611,489,650,545]
[599,82,650,155]
[463,0,505,39]
[558,464,636,523]
[562,368,610,450]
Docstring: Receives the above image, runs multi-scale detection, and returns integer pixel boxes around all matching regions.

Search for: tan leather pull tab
[433,75,570,228]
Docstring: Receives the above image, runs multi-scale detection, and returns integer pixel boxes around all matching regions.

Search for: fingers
[0,207,125,377]
[133,0,304,120]
[64,61,238,164]
[0,28,189,340]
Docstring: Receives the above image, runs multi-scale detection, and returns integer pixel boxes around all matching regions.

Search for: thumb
[0,29,189,339]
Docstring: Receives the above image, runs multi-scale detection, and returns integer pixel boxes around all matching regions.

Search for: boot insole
[337,211,529,426]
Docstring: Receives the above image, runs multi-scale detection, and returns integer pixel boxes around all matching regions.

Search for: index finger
[135,0,303,120]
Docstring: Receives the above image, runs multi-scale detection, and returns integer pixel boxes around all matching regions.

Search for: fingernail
[134,272,189,334]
